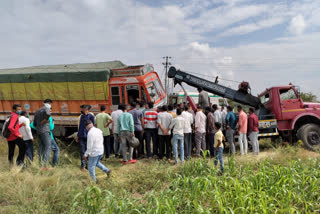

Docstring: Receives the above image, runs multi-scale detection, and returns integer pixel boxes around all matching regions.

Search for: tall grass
[0,138,320,213]
[71,152,320,213]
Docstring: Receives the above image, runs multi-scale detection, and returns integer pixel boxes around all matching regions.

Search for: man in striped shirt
[144,102,158,158]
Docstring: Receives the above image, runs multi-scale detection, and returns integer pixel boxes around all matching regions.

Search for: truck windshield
[154,79,165,96]
[146,82,160,102]
[260,93,270,104]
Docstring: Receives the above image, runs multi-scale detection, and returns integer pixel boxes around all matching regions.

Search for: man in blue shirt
[225,106,237,155]
[77,104,95,171]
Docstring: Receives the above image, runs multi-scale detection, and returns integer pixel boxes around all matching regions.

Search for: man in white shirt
[19,111,33,162]
[212,104,222,125]
[181,105,194,159]
[83,120,111,182]
[111,105,124,158]
[195,105,207,157]
[220,105,227,129]
[157,105,173,160]
[167,108,187,164]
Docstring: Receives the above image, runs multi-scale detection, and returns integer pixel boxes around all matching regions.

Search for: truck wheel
[297,124,310,140]
[298,124,320,151]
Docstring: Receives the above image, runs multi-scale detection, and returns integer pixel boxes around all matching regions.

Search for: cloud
[288,14,306,35]
[0,0,319,97]
[217,17,285,38]
[188,4,272,33]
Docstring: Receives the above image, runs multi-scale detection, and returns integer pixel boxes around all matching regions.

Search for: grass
[0,138,320,213]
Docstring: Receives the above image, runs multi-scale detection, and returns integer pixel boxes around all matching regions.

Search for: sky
[0,0,320,97]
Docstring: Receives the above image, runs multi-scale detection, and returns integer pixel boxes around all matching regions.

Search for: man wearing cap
[83,120,111,182]
[77,104,95,171]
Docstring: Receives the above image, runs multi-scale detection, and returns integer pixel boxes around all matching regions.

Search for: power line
[162,56,172,100]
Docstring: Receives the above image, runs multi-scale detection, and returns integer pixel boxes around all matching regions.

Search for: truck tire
[298,124,320,151]
[297,124,310,140]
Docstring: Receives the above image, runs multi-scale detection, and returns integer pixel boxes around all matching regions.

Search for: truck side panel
[0,81,110,127]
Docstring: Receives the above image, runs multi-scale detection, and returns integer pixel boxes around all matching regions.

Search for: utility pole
[162,56,171,101]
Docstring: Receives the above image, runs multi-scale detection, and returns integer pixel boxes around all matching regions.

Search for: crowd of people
[4,95,260,182]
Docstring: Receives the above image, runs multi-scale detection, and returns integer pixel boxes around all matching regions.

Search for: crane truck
[168,66,320,151]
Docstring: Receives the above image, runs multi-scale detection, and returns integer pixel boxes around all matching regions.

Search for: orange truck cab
[0,61,166,136]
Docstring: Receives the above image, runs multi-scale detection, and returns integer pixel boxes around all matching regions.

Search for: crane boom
[168,66,261,108]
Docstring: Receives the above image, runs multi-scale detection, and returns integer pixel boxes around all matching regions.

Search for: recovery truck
[168,66,320,151]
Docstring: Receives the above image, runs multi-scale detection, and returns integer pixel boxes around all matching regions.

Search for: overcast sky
[1,0,319,96]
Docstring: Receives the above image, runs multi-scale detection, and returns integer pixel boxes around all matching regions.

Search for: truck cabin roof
[258,85,297,98]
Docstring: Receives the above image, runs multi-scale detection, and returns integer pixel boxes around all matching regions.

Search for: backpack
[2,115,19,138]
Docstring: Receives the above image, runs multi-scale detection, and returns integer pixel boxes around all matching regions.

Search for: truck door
[279,88,302,120]
[126,84,139,104]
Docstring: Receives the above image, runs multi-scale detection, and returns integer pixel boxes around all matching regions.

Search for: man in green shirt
[95,105,113,159]
[117,104,136,165]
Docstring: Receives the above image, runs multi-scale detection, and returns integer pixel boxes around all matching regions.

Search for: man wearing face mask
[76,104,95,171]
[6,104,26,166]
[83,120,111,182]
[33,99,52,170]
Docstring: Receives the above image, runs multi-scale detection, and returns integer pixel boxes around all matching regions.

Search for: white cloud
[288,14,306,35]
[188,4,272,33]
[0,0,319,97]
[217,17,285,38]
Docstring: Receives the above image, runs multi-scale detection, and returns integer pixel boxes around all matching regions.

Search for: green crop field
[0,139,320,214]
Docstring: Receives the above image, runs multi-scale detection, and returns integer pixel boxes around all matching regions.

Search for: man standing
[181,105,193,160]
[237,105,248,155]
[117,104,136,165]
[248,107,260,155]
[225,106,237,155]
[83,120,111,182]
[168,105,177,118]
[129,102,144,159]
[157,105,173,161]
[111,104,124,158]
[19,111,33,162]
[197,87,210,109]
[212,104,222,125]
[144,102,158,158]
[31,114,59,167]
[34,99,52,169]
[77,104,95,171]
[95,105,113,159]
[205,106,215,158]
[195,105,207,157]
[220,105,227,129]
[167,108,186,164]
[6,104,25,166]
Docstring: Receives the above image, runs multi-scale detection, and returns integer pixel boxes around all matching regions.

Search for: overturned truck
[0,61,166,136]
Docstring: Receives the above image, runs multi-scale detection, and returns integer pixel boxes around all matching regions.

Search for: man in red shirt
[6,104,25,166]
[248,107,259,155]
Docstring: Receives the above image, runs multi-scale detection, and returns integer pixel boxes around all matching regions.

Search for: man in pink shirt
[237,105,248,155]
